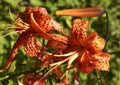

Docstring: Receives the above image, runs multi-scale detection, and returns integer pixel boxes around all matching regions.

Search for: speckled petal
[90,52,110,71]
[69,19,89,46]
[76,50,93,73]
[85,32,105,54]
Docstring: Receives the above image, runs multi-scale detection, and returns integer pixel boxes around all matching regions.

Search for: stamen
[2,31,20,38]
[44,51,76,57]
[41,56,72,79]
[68,53,78,68]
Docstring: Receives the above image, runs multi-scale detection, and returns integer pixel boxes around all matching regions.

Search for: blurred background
[0,0,120,85]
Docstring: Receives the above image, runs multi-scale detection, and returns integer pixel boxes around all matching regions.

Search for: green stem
[96,71,108,85]
[95,71,103,85]
[105,11,110,40]
[103,11,110,51]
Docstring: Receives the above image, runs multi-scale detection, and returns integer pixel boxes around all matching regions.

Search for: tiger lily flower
[0,7,67,72]
[75,32,110,73]
[50,19,110,73]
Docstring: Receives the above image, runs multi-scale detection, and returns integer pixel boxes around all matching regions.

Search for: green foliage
[0,0,120,85]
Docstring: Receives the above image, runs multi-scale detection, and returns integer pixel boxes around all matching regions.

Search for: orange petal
[30,13,51,39]
[84,32,97,43]
[69,19,89,46]
[30,13,68,45]
[76,61,93,73]
[85,32,105,54]
[20,7,49,24]
[90,52,110,71]
[76,50,93,73]
[22,7,64,33]
[23,36,41,57]
[56,6,105,17]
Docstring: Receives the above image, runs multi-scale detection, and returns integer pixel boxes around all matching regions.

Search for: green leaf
[7,60,17,73]
[5,0,21,8]
[30,0,42,7]
[8,80,14,85]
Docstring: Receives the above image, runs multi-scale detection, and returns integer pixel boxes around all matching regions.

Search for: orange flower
[0,7,110,77]
[69,19,110,73]
[75,32,110,73]
[0,7,67,72]
[49,18,110,74]
[21,7,65,34]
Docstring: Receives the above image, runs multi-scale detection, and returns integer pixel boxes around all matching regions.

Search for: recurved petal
[90,52,110,71]
[30,13,68,44]
[20,7,49,24]
[69,19,89,46]
[30,13,53,40]
[76,50,93,73]
[85,32,105,54]
[23,36,41,57]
